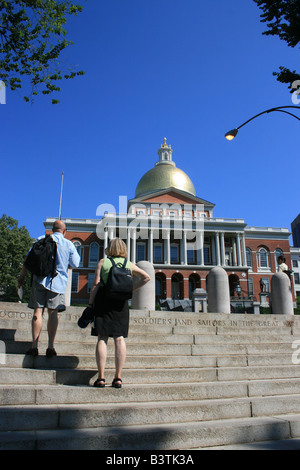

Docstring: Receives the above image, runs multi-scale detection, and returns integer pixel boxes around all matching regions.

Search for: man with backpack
[18,220,80,358]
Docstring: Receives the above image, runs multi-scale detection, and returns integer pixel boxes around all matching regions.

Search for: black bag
[103,257,133,300]
[24,235,57,278]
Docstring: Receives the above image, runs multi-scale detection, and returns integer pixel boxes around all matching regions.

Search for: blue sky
[1,0,299,241]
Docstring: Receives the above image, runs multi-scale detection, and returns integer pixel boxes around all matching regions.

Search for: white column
[215,232,221,266]
[164,230,170,265]
[196,231,204,266]
[236,233,242,267]
[127,229,131,261]
[148,229,153,264]
[132,229,136,264]
[232,238,237,266]
[181,231,187,265]
[104,229,108,257]
[109,228,114,242]
[241,233,247,267]
[220,232,225,266]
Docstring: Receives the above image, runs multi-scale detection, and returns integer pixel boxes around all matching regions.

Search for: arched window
[275,248,284,270]
[171,273,183,299]
[257,247,270,270]
[89,242,99,267]
[73,241,84,267]
[155,273,166,303]
[189,274,200,299]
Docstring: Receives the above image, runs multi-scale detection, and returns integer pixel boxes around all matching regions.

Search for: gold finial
[162,137,168,148]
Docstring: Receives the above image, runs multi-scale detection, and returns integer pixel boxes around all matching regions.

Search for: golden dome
[135,139,196,198]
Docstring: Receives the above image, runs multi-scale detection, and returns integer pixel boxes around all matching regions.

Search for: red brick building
[44,139,293,310]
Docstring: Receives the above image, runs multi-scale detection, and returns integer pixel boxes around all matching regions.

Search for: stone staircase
[1,302,300,450]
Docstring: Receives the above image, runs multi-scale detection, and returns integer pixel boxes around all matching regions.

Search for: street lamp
[225,106,300,140]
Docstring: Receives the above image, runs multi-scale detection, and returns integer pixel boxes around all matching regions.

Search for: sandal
[93,378,105,388]
[112,378,122,389]
[46,348,57,358]
[25,347,38,357]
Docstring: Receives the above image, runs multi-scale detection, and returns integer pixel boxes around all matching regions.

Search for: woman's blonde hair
[105,238,128,258]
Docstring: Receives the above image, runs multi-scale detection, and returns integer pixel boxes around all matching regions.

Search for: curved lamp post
[225,106,300,140]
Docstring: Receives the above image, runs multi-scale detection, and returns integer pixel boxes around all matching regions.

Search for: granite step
[3,338,298,357]
[2,302,300,450]
[0,366,217,385]
[3,351,297,370]
[0,415,297,450]
[2,394,300,434]
[1,378,300,407]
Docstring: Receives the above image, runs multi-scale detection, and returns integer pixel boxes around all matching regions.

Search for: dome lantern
[156,137,175,167]
[135,139,196,198]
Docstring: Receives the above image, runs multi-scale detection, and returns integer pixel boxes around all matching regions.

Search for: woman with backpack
[88,238,150,388]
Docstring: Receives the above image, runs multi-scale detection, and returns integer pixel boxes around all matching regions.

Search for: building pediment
[128,188,215,209]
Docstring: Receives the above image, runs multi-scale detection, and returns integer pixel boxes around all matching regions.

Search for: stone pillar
[131,261,155,311]
[65,268,72,307]
[271,272,294,315]
[207,267,230,313]
[193,288,207,313]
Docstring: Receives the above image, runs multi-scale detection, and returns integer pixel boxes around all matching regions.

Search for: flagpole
[58,171,64,220]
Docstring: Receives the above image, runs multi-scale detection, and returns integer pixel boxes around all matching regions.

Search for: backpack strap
[49,236,58,292]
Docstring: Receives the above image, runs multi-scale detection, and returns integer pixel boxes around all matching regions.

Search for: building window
[257,248,270,270]
[204,246,211,265]
[89,242,99,267]
[248,278,254,296]
[171,244,179,264]
[73,241,84,267]
[189,274,200,299]
[71,272,79,293]
[275,249,283,270]
[187,249,195,265]
[294,273,300,284]
[153,243,163,263]
[136,209,146,216]
[152,210,162,216]
[246,248,252,268]
[293,259,298,268]
[137,242,146,262]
